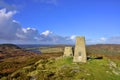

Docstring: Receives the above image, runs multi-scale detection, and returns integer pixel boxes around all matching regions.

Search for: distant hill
[86,44,120,60]
[87,44,120,54]
[0,44,21,49]
[87,44,120,50]
[0,44,37,60]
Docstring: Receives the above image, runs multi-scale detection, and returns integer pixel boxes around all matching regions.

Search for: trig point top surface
[75,36,85,47]
[73,36,87,63]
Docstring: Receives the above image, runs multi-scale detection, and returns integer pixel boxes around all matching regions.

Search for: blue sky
[0,0,120,44]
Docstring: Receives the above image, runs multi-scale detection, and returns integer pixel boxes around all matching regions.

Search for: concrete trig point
[63,47,73,57]
[73,36,87,63]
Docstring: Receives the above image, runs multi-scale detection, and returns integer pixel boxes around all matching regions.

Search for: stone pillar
[63,47,73,57]
[73,36,87,63]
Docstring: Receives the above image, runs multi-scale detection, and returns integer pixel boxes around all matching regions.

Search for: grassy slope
[0,44,120,80]
[2,57,120,80]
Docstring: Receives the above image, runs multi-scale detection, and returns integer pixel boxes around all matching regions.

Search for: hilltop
[0,44,120,80]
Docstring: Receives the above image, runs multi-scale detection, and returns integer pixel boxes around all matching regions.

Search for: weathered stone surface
[73,36,87,63]
[63,47,73,57]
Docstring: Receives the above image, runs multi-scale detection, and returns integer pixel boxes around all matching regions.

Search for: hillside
[0,44,120,80]
[87,44,120,54]
[1,57,120,80]
[86,44,120,60]
[0,44,37,60]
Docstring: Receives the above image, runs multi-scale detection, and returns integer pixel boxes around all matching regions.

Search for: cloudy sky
[0,0,120,44]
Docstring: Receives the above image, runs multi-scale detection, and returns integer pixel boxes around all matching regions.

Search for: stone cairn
[63,36,87,63]
[63,47,73,57]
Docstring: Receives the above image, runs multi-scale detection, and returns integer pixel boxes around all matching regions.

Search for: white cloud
[36,30,74,44]
[0,8,20,40]
[16,27,39,40]
[0,8,39,41]
[0,9,73,44]
[0,8,74,44]
[107,37,120,44]
[86,37,107,44]
[99,37,107,41]
[70,35,76,41]
[0,8,16,18]
[16,33,26,39]
[22,28,28,33]
[86,36,120,44]
[41,30,52,36]
[22,27,37,33]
